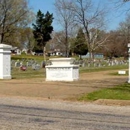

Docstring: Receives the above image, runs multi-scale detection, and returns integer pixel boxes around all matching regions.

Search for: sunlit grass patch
[78,83,130,101]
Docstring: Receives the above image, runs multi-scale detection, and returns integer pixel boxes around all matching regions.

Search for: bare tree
[119,13,130,41]
[103,30,126,58]
[54,0,75,57]
[47,31,66,54]
[117,13,130,57]
[20,27,35,51]
[66,0,109,59]
[0,0,33,43]
[112,0,130,13]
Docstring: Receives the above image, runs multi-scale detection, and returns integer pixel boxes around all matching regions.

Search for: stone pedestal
[46,58,79,81]
[128,43,130,83]
[0,44,12,79]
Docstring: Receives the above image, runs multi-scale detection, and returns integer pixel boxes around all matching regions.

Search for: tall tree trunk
[89,51,94,61]
[0,33,4,43]
[42,45,46,62]
[44,46,46,62]
[65,22,69,57]
[0,35,1,43]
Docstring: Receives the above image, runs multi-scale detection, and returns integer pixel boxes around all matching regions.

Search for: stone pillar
[128,43,130,83]
[0,44,12,79]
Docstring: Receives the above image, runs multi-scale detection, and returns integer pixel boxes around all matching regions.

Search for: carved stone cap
[0,44,12,49]
[49,58,75,65]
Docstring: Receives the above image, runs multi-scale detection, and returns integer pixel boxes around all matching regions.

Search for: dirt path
[0,70,127,101]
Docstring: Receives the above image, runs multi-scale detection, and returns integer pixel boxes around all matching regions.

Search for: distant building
[81,53,104,59]
[47,48,64,56]
[11,47,21,55]
[35,50,43,56]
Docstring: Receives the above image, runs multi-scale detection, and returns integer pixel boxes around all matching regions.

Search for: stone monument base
[0,75,11,79]
[45,58,79,81]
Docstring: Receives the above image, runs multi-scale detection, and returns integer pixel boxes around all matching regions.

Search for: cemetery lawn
[11,54,44,61]
[11,65,127,79]
[80,64,128,73]
[12,68,46,79]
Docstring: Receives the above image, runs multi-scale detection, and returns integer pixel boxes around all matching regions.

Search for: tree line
[0,0,130,60]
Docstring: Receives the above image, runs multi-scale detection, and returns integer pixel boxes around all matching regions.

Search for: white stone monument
[0,44,12,79]
[45,58,79,81]
[128,43,130,83]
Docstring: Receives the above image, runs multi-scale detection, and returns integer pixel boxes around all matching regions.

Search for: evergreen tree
[32,10,53,60]
[72,28,88,58]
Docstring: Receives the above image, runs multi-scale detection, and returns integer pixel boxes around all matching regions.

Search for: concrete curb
[94,99,130,106]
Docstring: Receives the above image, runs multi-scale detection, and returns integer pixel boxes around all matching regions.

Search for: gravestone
[46,58,79,81]
[35,64,40,70]
[26,61,32,67]
[0,44,12,79]
[118,70,126,75]
[41,61,46,68]
[32,63,40,70]
[15,61,20,67]
[32,64,36,70]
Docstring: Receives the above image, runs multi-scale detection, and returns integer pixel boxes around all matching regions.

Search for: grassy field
[11,64,128,79]
[12,67,46,79]
[11,54,61,61]
[11,54,128,78]
[80,65,128,73]
[11,55,45,79]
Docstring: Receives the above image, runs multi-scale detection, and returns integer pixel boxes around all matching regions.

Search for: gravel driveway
[0,70,128,102]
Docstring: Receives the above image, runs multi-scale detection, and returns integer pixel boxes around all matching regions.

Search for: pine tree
[73,28,88,59]
[32,10,53,61]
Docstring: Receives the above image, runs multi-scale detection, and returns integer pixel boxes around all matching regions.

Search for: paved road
[0,97,130,130]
